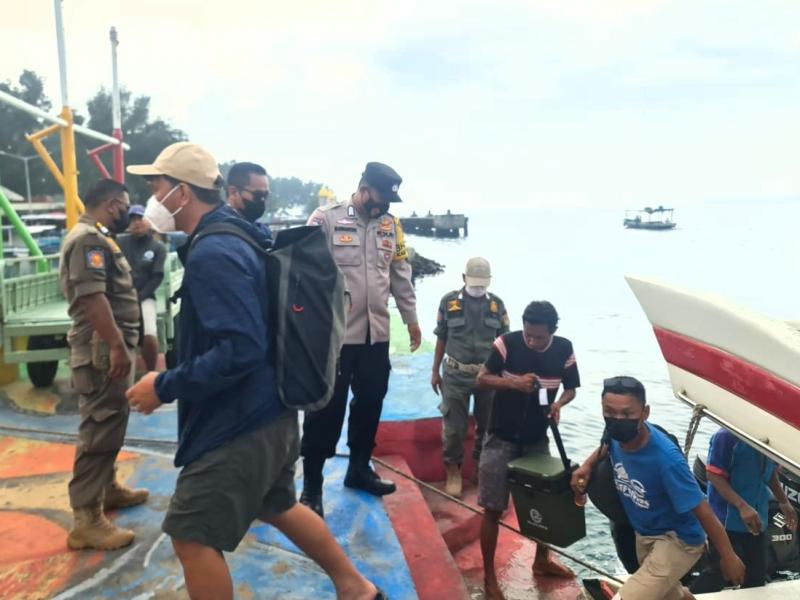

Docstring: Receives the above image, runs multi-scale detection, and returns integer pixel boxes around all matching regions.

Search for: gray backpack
[191,223,346,411]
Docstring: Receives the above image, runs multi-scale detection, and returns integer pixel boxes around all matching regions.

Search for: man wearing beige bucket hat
[125,142,383,599]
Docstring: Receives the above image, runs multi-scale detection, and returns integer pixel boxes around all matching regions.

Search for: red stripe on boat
[653,327,800,430]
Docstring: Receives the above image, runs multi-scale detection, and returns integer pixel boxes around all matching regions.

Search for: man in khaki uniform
[431,257,509,497]
[300,162,421,517]
[59,178,149,550]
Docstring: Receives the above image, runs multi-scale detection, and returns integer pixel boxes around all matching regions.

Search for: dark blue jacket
[155,205,285,467]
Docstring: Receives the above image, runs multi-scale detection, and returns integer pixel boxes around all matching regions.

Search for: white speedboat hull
[625,275,800,476]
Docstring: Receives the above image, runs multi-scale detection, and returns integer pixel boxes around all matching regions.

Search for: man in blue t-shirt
[572,376,745,600]
[690,427,797,593]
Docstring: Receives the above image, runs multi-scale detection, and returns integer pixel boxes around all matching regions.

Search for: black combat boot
[344,453,396,496]
[299,457,325,518]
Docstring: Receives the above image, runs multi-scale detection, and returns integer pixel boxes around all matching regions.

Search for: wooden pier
[400,211,468,238]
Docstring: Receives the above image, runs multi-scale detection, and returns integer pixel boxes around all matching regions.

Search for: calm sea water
[398,199,800,576]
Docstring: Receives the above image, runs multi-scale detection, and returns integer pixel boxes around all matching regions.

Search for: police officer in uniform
[300,162,420,517]
[431,257,509,497]
[59,178,149,551]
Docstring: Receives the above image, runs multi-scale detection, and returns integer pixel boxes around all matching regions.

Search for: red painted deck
[375,417,583,600]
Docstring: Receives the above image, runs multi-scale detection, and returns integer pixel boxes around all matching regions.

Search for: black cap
[362,162,402,203]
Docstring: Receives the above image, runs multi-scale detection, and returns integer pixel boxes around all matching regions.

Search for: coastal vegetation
[0,70,323,216]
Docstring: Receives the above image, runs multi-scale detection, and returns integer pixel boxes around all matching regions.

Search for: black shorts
[162,412,299,552]
[690,530,767,593]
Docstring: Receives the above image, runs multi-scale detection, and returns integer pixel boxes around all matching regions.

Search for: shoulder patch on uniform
[447,299,462,312]
[489,300,499,313]
[85,247,106,270]
[392,216,408,262]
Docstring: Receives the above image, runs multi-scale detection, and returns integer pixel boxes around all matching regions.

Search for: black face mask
[241,197,266,222]
[363,194,390,217]
[111,209,130,234]
[604,416,641,443]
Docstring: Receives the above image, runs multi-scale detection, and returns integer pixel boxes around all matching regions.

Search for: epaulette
[318,200,343,212]
[95,221,112,237]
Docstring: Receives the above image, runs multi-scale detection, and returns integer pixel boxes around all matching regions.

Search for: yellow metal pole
[27,125,65,189]
[26,119,85,224]
[59,106,81,229]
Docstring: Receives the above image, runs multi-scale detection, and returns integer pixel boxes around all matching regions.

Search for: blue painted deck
[0,313,440,599]
[0,422,417,600]
[0,383,420,600]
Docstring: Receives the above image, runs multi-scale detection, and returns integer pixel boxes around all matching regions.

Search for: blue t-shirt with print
[706,428,775,534]
[609,422,706,546]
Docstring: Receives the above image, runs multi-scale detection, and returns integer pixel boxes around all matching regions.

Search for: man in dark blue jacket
[125,142,381,600]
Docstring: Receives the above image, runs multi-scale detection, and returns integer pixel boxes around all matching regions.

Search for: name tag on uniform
[334,234,360,246]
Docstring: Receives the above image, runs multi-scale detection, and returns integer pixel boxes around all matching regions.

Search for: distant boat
[623,206,676,230]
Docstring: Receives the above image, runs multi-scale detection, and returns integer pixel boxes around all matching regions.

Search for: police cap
[362,162,402,203]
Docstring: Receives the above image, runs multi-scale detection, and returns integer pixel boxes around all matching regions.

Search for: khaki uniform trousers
[68,346,135,509]
[440,362,492,465]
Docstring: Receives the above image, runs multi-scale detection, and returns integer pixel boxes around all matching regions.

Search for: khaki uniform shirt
[308,200,417,345]
[434,290,509,365]
[59,214,140,367]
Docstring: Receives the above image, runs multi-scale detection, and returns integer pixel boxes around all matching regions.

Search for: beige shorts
[141,298,157,337]
[618,532,704,600]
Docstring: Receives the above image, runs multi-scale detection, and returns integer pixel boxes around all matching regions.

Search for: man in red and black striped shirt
[476,300,580,599]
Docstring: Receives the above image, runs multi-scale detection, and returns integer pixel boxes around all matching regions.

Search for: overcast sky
[2,0,800,212]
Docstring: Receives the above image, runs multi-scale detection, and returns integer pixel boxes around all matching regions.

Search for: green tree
[0,70,61,197]
[219,161,324,218]
[0,71,185,203]
[79,88,186,203]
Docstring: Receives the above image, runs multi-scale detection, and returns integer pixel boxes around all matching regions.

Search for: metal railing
[676,390,800,475]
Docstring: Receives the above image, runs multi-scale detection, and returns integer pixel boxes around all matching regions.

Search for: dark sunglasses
[602,376,642,390]
[238,187,270,202]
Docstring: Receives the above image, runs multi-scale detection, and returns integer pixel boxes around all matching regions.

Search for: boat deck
[0,342,586,599]
[0,434,418,599]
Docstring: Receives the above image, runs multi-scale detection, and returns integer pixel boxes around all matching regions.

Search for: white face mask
[465,285,488,298]
[144,186,182,233]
